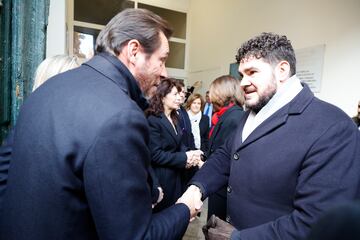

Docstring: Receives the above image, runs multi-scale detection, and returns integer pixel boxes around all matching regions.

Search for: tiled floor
[182,199,208,240]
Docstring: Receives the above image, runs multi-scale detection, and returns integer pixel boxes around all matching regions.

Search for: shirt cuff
[230,230,241,240]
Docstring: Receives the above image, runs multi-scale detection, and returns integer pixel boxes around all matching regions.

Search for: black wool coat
[0,53,190,240]
[206,105,245,220]
[148,113,188,211]
[192,85,360,240]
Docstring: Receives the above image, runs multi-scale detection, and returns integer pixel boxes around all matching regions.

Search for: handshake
[176,185,235,239]
[185,150,205,169]
[176,185,203,220]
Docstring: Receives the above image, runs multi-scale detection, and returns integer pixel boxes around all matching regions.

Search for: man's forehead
[239,56,264,70]
[159,32,170,54]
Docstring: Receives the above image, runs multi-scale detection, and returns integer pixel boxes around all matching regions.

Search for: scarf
[187,110,202,149]
[209,103,234,138]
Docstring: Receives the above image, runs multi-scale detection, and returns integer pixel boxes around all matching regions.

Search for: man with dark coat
[183,32,360,240]
[0,9,199,240]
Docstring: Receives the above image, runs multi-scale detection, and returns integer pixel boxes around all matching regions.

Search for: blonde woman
[0,55,79,205]
[32,55,80,91]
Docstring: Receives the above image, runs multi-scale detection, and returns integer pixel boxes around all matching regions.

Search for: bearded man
[183,32,360,240]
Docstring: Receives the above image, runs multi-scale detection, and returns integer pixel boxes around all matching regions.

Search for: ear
[275,61,291,83]
[127,39,141,65]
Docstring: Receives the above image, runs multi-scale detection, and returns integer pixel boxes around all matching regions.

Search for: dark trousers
[207,187,227,221]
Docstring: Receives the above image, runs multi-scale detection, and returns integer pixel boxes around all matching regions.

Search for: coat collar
[84,53,149,111]
[209,105,243,147]
[159,113,182,145]
[234,83,314,151]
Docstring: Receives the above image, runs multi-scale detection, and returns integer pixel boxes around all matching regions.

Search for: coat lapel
[159,113,181,145]
[237,107,289,150]
[235,84,314,151]
[84,53,149,110]
[209,106,241,149]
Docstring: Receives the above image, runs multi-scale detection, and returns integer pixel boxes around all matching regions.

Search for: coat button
[227,186,232,193]
[226,216,231,223]
[233,153,239,160]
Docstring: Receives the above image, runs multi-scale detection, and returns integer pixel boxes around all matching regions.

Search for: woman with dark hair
[206,75,245,221]
[146,78,202,212]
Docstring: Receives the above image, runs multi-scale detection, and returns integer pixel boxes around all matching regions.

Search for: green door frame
[0,0,49,143]
[0,0,11,143]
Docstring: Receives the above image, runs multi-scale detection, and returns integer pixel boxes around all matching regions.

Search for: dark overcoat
[199,114,210,153]
[180,113,210,189]
[178,107,195,149]
[0,53,189,240]
[192,85,360,240]
[147,113,187,211]
[205,105,245,221]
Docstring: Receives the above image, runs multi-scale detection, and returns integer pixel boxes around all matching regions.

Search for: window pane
[73,26,100,59]
[74,0,134,25]
[167,42,185,69]
[138,3,186,39]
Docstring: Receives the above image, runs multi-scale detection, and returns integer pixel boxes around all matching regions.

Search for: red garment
[209,103,235,138]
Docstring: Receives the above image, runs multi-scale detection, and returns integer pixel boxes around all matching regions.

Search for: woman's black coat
[206,105,245,220]
[147,113,188,211]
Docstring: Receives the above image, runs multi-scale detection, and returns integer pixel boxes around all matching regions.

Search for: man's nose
[240,76,250,87]
[160,66,168,79]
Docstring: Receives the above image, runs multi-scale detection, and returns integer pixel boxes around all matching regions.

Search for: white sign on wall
[295,44,325,93]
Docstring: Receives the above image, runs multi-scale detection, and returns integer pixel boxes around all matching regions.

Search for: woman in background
[181,93,209,195]
[0,55,80,205]
[32,55,80,90]
[146,78,202,212]
[206,75,245,221]
[186,93,209,153]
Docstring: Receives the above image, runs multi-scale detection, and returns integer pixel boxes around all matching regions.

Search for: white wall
[46,0,360,115]
[46,0,67,57]
[188,0,360,116]
[137,0,189,12]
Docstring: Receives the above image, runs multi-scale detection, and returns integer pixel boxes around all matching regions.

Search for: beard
[247,89,276,113]
[246,75,277,113]
[134,71,157,99]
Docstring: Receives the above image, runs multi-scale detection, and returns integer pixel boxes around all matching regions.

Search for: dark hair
[95,8,173,56]
[236,32,296,76]
[175,79,185,88]
[146,78,180,124]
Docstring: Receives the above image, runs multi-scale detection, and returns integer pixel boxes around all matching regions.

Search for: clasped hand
[185,150,204,168]
[176,185,203,220]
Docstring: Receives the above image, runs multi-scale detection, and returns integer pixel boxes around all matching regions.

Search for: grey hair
[95,8,173,56]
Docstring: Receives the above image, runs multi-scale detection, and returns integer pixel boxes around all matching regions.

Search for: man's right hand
[176,185,203,219]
